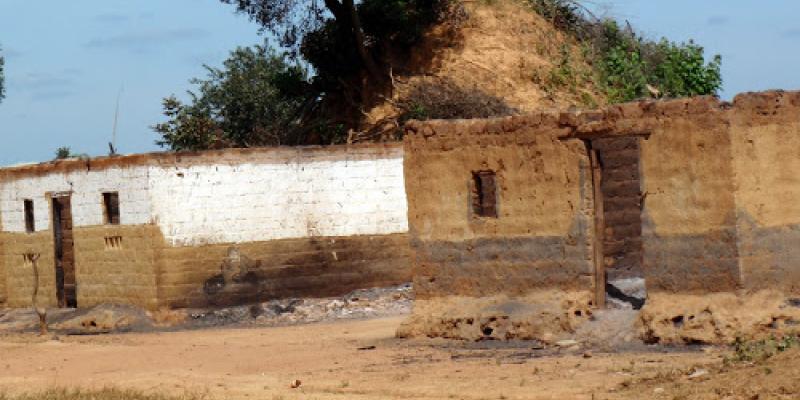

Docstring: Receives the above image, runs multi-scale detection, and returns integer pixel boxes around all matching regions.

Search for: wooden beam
[588,147,606,309]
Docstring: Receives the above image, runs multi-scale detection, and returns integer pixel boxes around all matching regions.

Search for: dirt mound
[359,0,605,137]
[639,290,800,345]
[396,290,594,342]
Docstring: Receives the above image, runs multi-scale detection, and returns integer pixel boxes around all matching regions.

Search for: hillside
[357,0,607,139]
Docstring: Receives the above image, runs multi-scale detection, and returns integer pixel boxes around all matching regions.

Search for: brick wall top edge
[0,142,404,181]
[404,90,800,139]
[731,89,800,114]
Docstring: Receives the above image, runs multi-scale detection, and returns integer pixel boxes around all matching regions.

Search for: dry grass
[0,388,207,400]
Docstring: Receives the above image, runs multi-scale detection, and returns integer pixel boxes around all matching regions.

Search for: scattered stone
[555,340,579,348]
[357,346,376,351]
[653,387,665,394]
[290,379,302,389]
[688,368,708,379]
[582,351,592,358]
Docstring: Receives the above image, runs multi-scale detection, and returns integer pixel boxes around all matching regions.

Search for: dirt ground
[1,316,794,400]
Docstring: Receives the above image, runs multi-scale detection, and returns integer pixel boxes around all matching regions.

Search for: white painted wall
[148,147,408,246]
[0,166,152,233]
[0,146,409,246]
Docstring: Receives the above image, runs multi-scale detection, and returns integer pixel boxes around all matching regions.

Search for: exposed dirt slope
[359,0,606,138]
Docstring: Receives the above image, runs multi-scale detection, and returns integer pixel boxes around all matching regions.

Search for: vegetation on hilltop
[152,0,723,150]
[527,0,722,102]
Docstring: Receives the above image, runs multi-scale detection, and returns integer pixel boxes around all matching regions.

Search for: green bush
[726,335,800,364]
[527,0,723,103]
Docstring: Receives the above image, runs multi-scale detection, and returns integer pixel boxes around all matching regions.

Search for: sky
[1,0,799,165]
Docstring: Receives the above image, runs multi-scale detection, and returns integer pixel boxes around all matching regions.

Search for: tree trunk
[340,0,383,81]
[30,254,48,336]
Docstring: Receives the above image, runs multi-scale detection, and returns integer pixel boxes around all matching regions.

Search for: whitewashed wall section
[0,166,152,233]
[148,147,408,246]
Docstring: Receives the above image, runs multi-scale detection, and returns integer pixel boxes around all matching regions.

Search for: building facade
[0,144,410,310]
[400,90,800,340]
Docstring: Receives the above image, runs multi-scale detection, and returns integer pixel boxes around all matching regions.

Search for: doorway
[52,194,77,308]
[590,137,646,309]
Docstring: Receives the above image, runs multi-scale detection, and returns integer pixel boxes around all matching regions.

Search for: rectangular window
[24,199,35,233]
[103,192,120,225]
[471,170,498,218]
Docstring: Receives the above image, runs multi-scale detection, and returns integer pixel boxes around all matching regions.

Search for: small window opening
[24,199,35,233]
[471,170,498,218]
[103,192,120,225]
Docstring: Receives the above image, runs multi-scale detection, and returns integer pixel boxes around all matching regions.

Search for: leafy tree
[220,0,456,127]
[55,147,73,159]
[152,45,311,151]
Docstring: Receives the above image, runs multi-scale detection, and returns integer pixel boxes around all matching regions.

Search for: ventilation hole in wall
[482,326,494,336]
[671,315,685,328]
[22,253,38,267]
[471,170,498,218]
[104,236,123,250]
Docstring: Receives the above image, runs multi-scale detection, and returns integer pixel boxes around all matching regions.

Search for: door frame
[51,192,77,308]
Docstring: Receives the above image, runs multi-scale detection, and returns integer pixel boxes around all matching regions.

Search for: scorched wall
[0,144,410,309]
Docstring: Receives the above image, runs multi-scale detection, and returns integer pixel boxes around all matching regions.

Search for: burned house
[1,90,799,344]
[0,145,410,310]
[399,90,800,341]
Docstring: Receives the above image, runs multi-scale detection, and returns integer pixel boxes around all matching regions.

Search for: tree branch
[341,0,382,81]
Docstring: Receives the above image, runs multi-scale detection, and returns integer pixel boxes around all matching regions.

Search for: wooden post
[29,253,49,336]
[589,148,606,309]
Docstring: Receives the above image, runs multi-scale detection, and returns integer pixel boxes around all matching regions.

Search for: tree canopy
[155,0,724,151]
[152,45,311,151]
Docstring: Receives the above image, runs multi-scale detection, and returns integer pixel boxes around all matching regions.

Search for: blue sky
[1,0,799,165]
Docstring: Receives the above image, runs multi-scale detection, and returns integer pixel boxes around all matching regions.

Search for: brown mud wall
[404,115,597,301]
[159,233,410,309]
[2,230,60,308]
[2,225,409,310]
[2,226,161,309]
[730,91,800,294]
[0,231,7,306]
[634,100,740,293]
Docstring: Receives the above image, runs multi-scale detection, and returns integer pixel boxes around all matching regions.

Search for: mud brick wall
[729,91,800,294]
[0,164,153,308]
[158,233,410,308]
[0,231,6,305]
[593,137,643,280]
[0,144,411,310]
[611,98,740,293]
[148,144,410,308]
[2,231,59,307]
[404,116,597,300]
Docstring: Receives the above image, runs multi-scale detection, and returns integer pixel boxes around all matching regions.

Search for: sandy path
[0,317,719,399]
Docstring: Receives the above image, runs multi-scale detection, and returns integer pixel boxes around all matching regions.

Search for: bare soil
[1,316,794,399]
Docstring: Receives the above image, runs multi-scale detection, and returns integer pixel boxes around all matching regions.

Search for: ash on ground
[0,284,413,335]
[186,284,413,328]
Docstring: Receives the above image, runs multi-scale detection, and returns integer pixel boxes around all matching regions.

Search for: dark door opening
[590,137,646,309]
[52,194,77,308]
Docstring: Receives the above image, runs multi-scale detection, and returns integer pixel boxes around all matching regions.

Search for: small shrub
[526,0,723,103]
[725,335,800,364]
[55,147,73,160]
[398,79,518,121]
